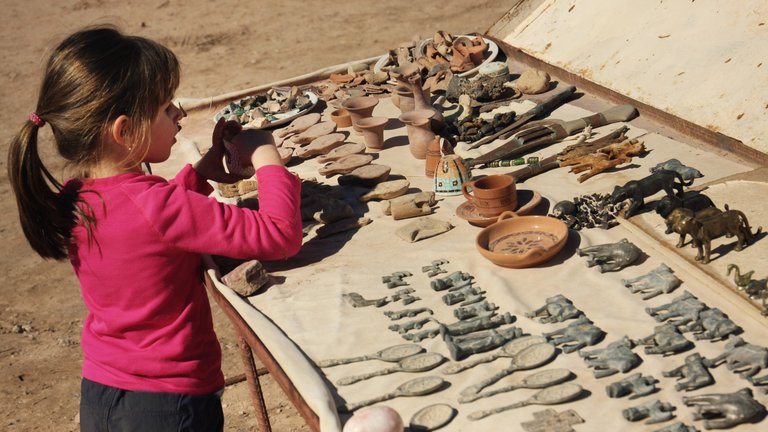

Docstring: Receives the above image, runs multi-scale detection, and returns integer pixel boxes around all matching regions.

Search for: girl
[7,26,303,431]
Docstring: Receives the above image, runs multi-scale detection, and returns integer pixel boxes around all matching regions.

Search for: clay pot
[356,116,388,151]
[424,137,443,178]
[342,96,379,133]
[476,212,568,268]
[461,174,518,217]
[407,74,444,132]
[391,85,415,114]
[434,154,471,196]
[330,108,352,128]
[398,109,436,159]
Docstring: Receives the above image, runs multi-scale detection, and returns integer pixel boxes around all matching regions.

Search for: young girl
[7,26,303,431]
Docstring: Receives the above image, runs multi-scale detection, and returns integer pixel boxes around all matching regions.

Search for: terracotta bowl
[476,212,569,268]
[330,108,352,128]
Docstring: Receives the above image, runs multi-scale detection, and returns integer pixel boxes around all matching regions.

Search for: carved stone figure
[656,192,716,219]
[605,372,659,398]
[662,353,715,391]
[645,291,707,323]
[543,316,605,353]
[622,263,682,300]
[431,271,473,291]
[676,308,741,341]
[577,238,643,273]
[703,336,768,381]
[454,301,497,320]
[526,295,584,323]
[653,422,698,432]
[580,336,641,378]
[683,209,762,264]
[623,399,676,424]
[442,326,523,361]
[650,158,704,182]
[634,323,693,356]
[683,387,766,429]
[609,169,692,217]
[664,206,722,248]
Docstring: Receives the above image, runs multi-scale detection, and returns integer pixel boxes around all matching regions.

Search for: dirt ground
[0,1,512,430]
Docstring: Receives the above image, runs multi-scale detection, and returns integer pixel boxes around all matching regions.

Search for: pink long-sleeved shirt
[69,164,302,395]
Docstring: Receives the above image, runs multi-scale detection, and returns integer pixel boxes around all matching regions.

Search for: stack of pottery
[342,96,380,134]
[398,109,435,159]
[461,174,518,218]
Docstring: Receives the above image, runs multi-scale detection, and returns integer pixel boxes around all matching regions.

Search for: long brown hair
[7,25,180,260]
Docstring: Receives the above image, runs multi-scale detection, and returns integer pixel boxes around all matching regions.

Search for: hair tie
[29,112,45,128]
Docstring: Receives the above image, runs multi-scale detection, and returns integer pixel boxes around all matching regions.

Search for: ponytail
[7,120,91,260]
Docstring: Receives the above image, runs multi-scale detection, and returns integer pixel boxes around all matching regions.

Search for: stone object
[633,323,693,356]
[577,238,643,273]
[514,69,551,94]
[382,192,437,216]
[683,387,766,430]
[580,336,641,378]
[396,217,453,243]
[543,316,605,353]
[606,372,659,399]
[342,406,404,432]
[359,179,410,202]
[622,264,682,300]
[623,400,676,424]
[526,294,584,323]
[663,353,715,391]
[609,170,691,218]
[222,259,269,296]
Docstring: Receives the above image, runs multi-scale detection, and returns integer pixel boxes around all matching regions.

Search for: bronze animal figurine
[726,264,767,300]
[621,263,682,300]
[543,316,605,353]
[645,291,707,324]
[650,158,704,182]
[577,238,643,273]
[526,294,584,323]
[623,399,676,424]
[664,206,723,248]
[606,372,659,399]
[656,192,715,219]
[580,336,641,378]
[633,323,693,356]
[663,353,715,392]
[683,209,762,264]
[683,387,766,430]
[609,169,692,217]
[676,308,741,342]
[703,336,768,381]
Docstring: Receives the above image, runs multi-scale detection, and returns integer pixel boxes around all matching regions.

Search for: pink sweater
[69,164,302,395]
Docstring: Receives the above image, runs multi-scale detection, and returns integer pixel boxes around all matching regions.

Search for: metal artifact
[389,318,434,334]
[662,353,715,391]
[579,336,641,378]
[317,343,424,368]
[384,308,433,320]
[336,352,446,386]
[520,409,584,432]
[430,271,473,291]
[548,192,621,230]
[421,259,449,277]
[650,158,704,182]
[683,387,766,429]
[442,326,523,361]
[389,288,419,304]
[462,368,573,403]
[442,312,515,336]
[664,206,722,248]
[343,292,388,308]
[402,328,441,343]
[634,323,693,356]
[703,336,768,382]
[676,308,741,342]
[467,104,637,168]
[442,335,548,375]
[526,294,584,323]
[646,291,707,324]
[342,376,446,412]
[622,263,682,300]
[727,264,767,300]
[652,422,698,432]
[442,286,484,306]
[656,192,716,219]
[605,372,659,398]
[382,271,412,288]
[459,342,557,400]
[409,403,456,432]
[467,383,584,421]
[577,238,643,273]
[609,169,691,218]
[685,209,762,264]
[623,399,676,424]
[454,301,498,320]
[543,316,605,353]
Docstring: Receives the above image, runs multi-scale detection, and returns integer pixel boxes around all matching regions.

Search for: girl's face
[141,99,185,164]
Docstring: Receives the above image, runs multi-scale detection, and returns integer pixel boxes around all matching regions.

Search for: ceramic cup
[342,96,379,134]
[330,108,352,128]
[434,154,471,196]
[461,174,518,217]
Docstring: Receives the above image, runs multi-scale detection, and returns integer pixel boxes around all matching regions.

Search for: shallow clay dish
[457,189,542,227]
[476,212,568,268]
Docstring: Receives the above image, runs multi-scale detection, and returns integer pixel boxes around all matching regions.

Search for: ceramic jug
[407,74,445,132]
[434,153,471,196]
[398,109,435,159]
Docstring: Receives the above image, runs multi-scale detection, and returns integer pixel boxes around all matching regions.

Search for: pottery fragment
[359,179,410,202]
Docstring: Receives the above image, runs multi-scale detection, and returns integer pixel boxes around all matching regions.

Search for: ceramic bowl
[330,108,352,128]
[476,212,568,268]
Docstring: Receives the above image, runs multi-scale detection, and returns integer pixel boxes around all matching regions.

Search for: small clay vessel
[341,96,379,133]
[425,137,449,178]
[407,74,445,132]
[398,109,436,159]
[356,116,388,151]
[329,108,352,128]
[391,85,415,114]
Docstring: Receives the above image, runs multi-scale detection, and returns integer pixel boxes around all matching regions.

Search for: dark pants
[80,378,224,432]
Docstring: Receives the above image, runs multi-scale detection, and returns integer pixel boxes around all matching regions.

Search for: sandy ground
[0,1,512,430]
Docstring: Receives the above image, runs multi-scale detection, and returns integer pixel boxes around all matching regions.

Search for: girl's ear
[110,115,131,147]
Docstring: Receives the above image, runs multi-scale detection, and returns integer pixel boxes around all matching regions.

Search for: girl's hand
[194,118,247,184]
